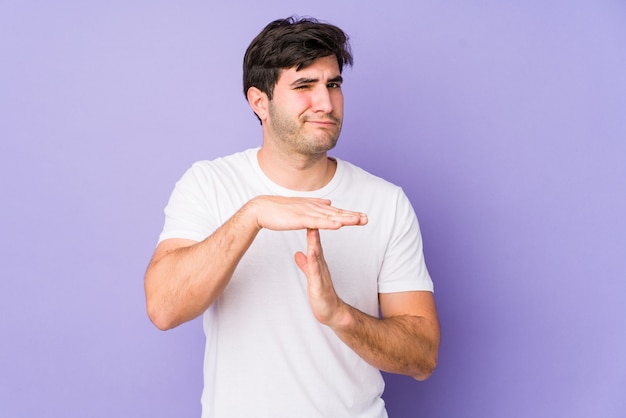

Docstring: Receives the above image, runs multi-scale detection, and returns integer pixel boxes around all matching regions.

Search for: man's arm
[295,229,440,380]
[145,196,368,330]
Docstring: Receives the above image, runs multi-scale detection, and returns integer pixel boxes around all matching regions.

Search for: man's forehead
[277,56,341,83]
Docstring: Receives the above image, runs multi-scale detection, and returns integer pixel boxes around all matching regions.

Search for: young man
[145,16,440,418]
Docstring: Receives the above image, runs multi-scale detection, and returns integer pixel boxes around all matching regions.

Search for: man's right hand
[249,195,368,232]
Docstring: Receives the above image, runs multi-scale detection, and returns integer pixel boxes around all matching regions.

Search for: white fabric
[159,148,433,418]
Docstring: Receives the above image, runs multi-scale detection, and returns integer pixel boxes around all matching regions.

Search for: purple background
[2,1,625,417]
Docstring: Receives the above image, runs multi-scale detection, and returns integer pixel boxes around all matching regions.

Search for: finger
[311,210,368,229]
[306,229,323,271]
[322,206,368,225]
[307,228,321,252]
[296,229,323,275]
[294,251,308,272]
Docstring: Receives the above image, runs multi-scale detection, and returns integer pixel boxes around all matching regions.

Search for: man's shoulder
[176,148,259,189]
[337,158,402,192]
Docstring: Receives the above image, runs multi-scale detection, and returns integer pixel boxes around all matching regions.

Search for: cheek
[332,94,344,114]
[293,95,313,111]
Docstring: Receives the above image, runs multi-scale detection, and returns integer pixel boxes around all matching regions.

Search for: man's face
[265,55,344,156]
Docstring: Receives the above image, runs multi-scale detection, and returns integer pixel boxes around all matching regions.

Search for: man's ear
[246,87,269,122]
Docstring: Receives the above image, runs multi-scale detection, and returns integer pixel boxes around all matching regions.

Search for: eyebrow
[289,75,344,87]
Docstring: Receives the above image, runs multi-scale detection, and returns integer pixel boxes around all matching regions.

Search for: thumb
[294,251,308,272]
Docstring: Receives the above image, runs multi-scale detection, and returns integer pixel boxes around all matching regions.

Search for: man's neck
[257,144,337,191]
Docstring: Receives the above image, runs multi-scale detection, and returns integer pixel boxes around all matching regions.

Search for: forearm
[330,305,440,380]
[145,201,260,330]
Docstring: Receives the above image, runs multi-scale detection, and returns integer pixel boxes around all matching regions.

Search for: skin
[145,55,440,380]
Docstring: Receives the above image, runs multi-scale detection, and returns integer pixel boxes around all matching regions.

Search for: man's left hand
[294,228,348,327]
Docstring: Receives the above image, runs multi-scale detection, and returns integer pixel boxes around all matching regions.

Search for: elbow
[148,311,174,331]
[412,352,438,381]
[412,326,440,381]
[147,306,170,331]
[146,297,179,331]
[147,307,178,331]
[145,274,179,331]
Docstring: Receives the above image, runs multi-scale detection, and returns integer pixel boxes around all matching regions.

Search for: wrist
[242,197,264,232]
[328,301,355,331]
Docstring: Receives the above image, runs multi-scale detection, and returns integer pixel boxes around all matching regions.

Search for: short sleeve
[377,189,433,293]
[158,163,220,244]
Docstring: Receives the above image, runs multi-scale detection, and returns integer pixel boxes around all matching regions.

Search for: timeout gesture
[145,194,368,330]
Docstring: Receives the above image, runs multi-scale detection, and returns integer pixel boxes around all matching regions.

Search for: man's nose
[311,86,333,113]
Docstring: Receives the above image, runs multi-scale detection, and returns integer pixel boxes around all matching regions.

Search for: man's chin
[306,137,339,154]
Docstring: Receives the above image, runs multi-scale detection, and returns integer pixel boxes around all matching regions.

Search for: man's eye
[328,82,341,89]
[294,85,310,90]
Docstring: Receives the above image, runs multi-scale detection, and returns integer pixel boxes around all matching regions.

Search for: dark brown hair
[243,16,353,101]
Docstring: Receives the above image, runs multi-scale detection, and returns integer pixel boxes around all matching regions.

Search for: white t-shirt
[159,148,433,418]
